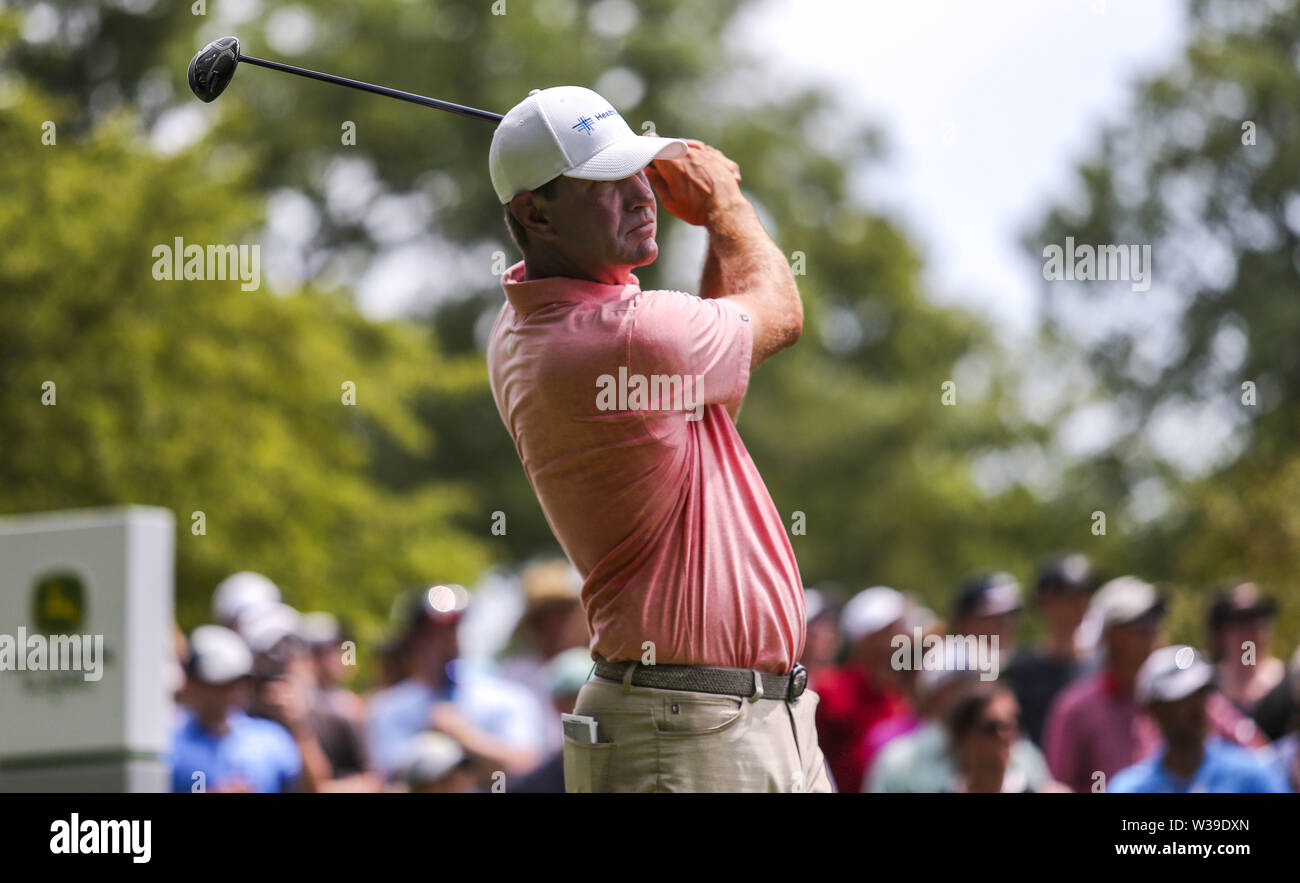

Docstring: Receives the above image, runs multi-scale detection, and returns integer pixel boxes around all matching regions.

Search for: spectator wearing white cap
[211,571,280,629]
[1044,577,1265,793]
[1042,576,1165,792]
[243,609,376,792]
[238,601,301,654]
[1109,647,1288,793]
[171,625,314,793]
[811,586,912,792]
[855,599,933,779]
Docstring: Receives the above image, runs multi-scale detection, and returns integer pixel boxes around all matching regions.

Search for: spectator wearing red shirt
[856,599,937,778]
[812,586,912,792]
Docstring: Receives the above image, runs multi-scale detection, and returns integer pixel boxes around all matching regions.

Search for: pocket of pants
[562,735,616,793]
[650,695,759,791]
[651,694,744,737]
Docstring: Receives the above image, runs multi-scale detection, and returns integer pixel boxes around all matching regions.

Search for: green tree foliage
[0,82,490,640]
[1029,0,1300,644]
[5,0,1102,630]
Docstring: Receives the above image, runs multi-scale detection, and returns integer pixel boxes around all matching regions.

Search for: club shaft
[237,53,503,123]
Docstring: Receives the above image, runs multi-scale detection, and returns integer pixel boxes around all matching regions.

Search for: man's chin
[629,237,658,268]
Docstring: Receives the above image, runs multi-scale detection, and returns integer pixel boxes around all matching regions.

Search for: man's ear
[509,191,558,241]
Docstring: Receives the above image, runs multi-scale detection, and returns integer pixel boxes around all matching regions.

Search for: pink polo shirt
[487,261,804,674]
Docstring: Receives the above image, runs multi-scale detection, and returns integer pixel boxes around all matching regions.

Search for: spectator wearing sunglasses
[944,683,1067,792]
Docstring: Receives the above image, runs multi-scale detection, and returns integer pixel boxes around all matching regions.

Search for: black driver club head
[188,36,241,103]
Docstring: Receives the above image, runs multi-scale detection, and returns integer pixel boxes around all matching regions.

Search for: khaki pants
[563,674,832,793]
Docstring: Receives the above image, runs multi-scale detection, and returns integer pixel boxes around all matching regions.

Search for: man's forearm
[699,201,782,300]
[699,199,803,367]
[700,234,727,301]
[699,209,752,422]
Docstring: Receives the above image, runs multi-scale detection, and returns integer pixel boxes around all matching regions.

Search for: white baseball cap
[1136,645,1215,704]
[1089,575,1165,632]
[841,586,906,641]
[211,571,280,625]
[188,625,253,685]
[299,611,342,646]
[397,732,466,787]
[489,85,688,204]
[238,602,303,654]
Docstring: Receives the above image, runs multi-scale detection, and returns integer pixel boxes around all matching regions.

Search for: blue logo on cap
[572,115,596,135]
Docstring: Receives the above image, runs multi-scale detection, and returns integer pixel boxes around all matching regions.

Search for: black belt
[594,659,808,702]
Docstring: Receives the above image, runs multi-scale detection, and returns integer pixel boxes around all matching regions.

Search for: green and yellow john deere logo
[32,572,85,633]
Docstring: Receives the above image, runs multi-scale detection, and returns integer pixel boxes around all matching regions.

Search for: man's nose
[623,171,654,207]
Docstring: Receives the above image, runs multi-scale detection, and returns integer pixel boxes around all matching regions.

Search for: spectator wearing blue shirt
[170,625,306,793]
[367,585,545,784]
[1110,645,1288,793]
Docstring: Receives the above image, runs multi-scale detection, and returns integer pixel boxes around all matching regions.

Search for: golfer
[487,86,828,792]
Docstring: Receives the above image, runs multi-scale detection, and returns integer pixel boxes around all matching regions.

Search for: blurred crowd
[167,554,1299,793]
[809,558,1295,793]
[169,561,590,793]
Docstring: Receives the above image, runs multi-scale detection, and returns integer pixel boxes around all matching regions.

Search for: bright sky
[735,0,1188,339]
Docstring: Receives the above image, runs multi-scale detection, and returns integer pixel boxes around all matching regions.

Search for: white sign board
[0,506,174,764]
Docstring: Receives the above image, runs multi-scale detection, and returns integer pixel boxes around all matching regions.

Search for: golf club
[187,36,503,123]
